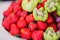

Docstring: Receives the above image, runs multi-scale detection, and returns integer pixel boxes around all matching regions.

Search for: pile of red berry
[2,0,60,40]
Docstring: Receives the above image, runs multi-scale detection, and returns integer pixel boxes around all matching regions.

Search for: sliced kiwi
[38,0,44,3]
[44,27,59,40]
[57,5,60,16]
[22,0,39,12]
[33,7,48,22]
[55,0,60,4]
[45,0,58,12]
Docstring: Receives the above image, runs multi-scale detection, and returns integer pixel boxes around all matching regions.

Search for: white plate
[0,1,25,40]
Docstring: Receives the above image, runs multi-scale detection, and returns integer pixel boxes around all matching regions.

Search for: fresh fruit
[47,15,54,24]
[37,4,42,9]
[13,2,22,13]
[33,7,48,22]
[37,21,47,31]
[26,14,34,24]
[51,23,57,32]
[7,6,13,13]
[20,10,28,18]
[10,24,19,36]
[16,10,21,18]
[9,14,18,23]
[2,16,11,30]
[57,0,60,4]
[2,0,60,40]
[3,6,13,17]
[38,0,44,3]
[17,17,27,29]
[3,10,11,17]
[57,5,60,16]
[20,28,31,39]
[44,27,59,40]
[22,0,39,12]
[32,30,43,40]
[45,0,58,12]
[16,0,22,5]
[57,31,60,38]
[39,0,47,7]
[29,23,37,31]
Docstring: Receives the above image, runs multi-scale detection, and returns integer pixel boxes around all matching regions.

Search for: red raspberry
[26,14,34,24]
[10,24,19,36]
[20,28,31,39]
[29,23,37,31]
[2,16,11,30]
[37,21,47,31]
[20,10,28,18]
[17,17,27,29]
[32,30,43,40]
[47,15,54,24]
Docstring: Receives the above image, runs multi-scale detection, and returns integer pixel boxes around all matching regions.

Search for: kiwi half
[22,0,39,12]
[44,27,59,40]
[45,0,58,12]
[57,5,60,16]
[33,7,48,22]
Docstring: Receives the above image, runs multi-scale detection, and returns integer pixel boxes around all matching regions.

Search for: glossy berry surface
[2,0,60,40]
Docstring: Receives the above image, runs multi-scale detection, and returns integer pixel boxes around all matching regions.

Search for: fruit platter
[2,0,60,40]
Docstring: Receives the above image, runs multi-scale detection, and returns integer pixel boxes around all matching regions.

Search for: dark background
[2,0,15,1]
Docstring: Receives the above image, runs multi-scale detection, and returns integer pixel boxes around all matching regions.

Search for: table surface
[0,1,25,40]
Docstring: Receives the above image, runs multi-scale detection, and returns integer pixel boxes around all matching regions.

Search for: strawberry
[16,10,21,18]
[3,6,13,17]
[47,15,54,24]
[17,17,27,29]
[13,2,22,13]
[3,11,11,17]
[10,2,15,6]
[51,23,57,32]
[9,14,18,23]
[37,21,47,31]
[16,0,22,5]
[32,30,43,40]
[20,28,31,39]
[20,10,28,18]
[29,23,37,31]
[7,6,13,13]
[2,16,11,30]
[10,24,19,36]
[26,14,34,24]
